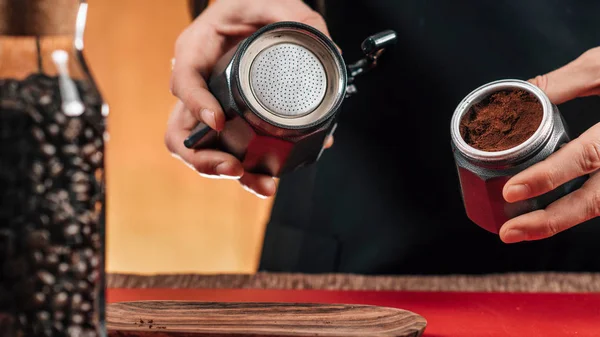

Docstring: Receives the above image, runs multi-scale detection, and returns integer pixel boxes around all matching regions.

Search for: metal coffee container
[450,79,587,234]
[184,21,396,177]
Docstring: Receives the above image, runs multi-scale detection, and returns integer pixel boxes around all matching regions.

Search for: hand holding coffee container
[451,79,587,234]
[184,22,396,176]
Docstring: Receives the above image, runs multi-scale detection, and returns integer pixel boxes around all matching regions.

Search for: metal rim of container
[233,21,347,130]
[450,79,554,164]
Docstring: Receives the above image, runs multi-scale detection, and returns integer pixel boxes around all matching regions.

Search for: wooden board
[106,301,427,337]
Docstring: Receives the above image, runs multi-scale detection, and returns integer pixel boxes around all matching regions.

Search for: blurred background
[84,0,273,275]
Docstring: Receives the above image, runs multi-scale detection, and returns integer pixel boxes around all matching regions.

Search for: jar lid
[0,0,80,36]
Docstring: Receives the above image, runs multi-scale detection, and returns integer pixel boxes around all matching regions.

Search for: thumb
[528,46,600,105]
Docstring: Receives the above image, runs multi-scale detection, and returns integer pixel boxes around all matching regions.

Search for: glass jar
[0,0,107,336]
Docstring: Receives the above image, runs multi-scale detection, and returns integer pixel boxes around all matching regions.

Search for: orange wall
[83,0,274,274]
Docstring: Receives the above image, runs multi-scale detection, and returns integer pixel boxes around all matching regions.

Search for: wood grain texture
[106,301,427,337]
[105,272,600,292]
[83,0,274,275]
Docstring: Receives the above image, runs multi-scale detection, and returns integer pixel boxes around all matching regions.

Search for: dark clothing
[259,0,600,274]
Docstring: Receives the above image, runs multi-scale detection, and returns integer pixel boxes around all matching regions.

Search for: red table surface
[107,288,600,337]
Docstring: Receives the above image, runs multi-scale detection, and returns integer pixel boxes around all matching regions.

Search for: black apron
[259,0,600,274]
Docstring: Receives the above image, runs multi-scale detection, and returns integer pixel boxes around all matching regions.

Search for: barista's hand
[500,47,600,243]
[165,0,333,198]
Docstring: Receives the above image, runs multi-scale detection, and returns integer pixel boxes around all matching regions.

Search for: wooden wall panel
[83,0,273,274]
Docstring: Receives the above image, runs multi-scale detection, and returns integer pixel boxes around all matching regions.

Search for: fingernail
[215,162,242,179]
[200,109,218,130]
[241,184,268,199]
[502,229,528,243]
[505,184,529,202]
[265,178,276,192]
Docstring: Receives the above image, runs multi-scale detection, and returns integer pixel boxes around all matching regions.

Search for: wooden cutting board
[106,301,427,337]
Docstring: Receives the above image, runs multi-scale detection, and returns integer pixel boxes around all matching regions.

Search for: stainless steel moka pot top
[184,21,396,176]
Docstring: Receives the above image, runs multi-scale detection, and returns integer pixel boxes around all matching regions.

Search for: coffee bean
[73,261,87,278]
[45,253,59,267]
[90,234,101,249]
[76,193,90,202]
[32,127,45,142]
[63,281,75,293]
[64,118,82,142]
[92,138,101,147]
[81,144,96,158]
[82,248,94,259]
[47,123,60,136]
[33,292,46,307]
[39,95,51,106]
[48,246,71,256]
[72,183,89,194]
[39,214,50,226]
[71,293,83,310]
[35,184,46,195]
[89,256,99,269]
[64,224,80,238]
[77,212,92,226]
[82,226,91,236]
[53,292,68,309]
[41,327,54,337]
[52,212,70,224]
[37,271,55,286]
[43,178,53,190]
[80,301,92,313]
[71,171,88,184]
[41,144,56,157]
[54,112,67,125]
[71,313,84,325]
[87,270,99,283]
[67,325,83,337]
[71,157,83,167]
[49,158,63,177]
[54,311,65,321]
[89,152,102,167]
[53,321,64,333]
[76,281,89,292]
[18,314,27,326]
[57,263,69,275]
[32,161,45,177]
[83,128,94,139]
[57,189,69,200]
[31,251,44,265]
[37,311,50,322]
[63,145,79,156]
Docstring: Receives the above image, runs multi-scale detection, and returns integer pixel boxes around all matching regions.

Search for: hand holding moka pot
[183,21,396,177]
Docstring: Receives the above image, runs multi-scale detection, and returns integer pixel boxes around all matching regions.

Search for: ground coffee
[460,89,543,152]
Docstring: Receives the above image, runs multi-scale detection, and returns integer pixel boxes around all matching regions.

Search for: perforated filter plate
[250,43,327,117]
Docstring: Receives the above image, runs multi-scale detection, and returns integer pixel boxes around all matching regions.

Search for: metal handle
[183,122,212,149]
[346,30,397,98]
